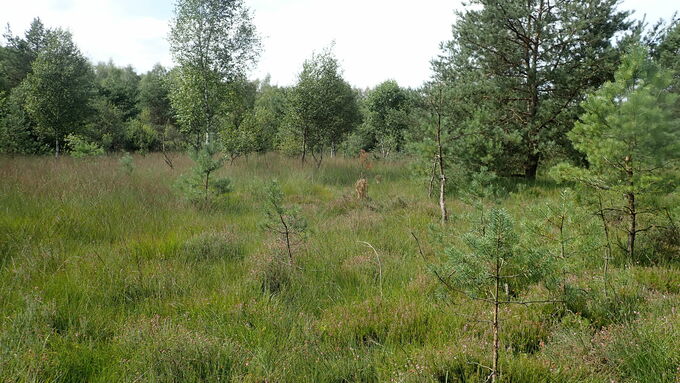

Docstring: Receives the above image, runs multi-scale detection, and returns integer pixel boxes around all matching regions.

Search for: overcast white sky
[1,0,678,88]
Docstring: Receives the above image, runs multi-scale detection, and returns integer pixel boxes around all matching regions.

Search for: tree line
[0,0,678,181]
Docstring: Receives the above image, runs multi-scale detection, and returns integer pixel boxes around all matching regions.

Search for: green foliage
[119,152,134,174]
[65,134,104,158]
[175,142,230,204]
[650,17,680,91]
[219,79,259,161]
[93,61,140,121]
[169,0,260,149]
[434,0,631,177]
[0,85,46,154]
[138,64,174,128]
[260,180,307,260]
[446,209,556,298]
[126,118,160,154]
[86,95,126,151]
[364,80,411,157]
[560,45,679,188]
[0,18,51,91]
[252,77,289,152]
[522,189,602,270]
[552,44,680,262]
[281,46,361,164]
[220,112,258,162]
[169,66,224,148]
[169,0,260,81]
[23,29,93,155]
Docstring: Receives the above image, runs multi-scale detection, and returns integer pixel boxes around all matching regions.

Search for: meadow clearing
[0,153,678,382]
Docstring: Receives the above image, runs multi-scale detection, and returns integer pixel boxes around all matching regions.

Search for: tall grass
[0,153,677,382]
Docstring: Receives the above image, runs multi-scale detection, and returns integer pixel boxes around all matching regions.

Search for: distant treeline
[0,0,679,180]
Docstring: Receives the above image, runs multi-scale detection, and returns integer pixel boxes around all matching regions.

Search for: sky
[0,0,678,89]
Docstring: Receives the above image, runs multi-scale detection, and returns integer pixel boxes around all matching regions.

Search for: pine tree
[419,208,558,382]
[435,0,630,178]
[551,44,680,260]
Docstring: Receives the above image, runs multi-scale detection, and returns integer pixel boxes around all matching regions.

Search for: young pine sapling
[416,208,559,383]
[261,180,307,261]
[176,142,231,205]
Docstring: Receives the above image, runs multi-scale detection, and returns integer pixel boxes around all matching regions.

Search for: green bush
[119,152,134,174]
[66,134,104,158]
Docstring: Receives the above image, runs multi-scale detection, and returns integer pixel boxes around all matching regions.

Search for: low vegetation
[1,154,678,382]
[1,0,679,381]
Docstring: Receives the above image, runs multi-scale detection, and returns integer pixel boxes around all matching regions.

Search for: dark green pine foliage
[650,17,680,92]
[0,18,51,92]
[442,208,558,382]
[435,0,630,178]
[551,44,680,261]
[0,18,53,154]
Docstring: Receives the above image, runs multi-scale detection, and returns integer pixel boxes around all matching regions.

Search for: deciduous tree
[282,47,360,166]
[23,29,93,157]
[168,0,260,148]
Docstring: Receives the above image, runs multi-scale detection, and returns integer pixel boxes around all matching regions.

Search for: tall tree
[168,0,260,148]
[1,18,51,91]
[23,29,93,157]
[253,76,289,152]
[281,48,360,166]
[139,64,174,128]
[364,80,411,158]
[649,17,680,91]
[220,78,258,162]
[551,44,680,260]
[436,0,630,178]
[93,61,141,121]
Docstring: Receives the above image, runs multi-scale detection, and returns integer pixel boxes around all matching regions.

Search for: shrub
[174,142,231,205]
[119,152,134,174]
[65,134,104,158]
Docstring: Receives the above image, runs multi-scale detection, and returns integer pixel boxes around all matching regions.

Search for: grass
[0,152,678,382]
